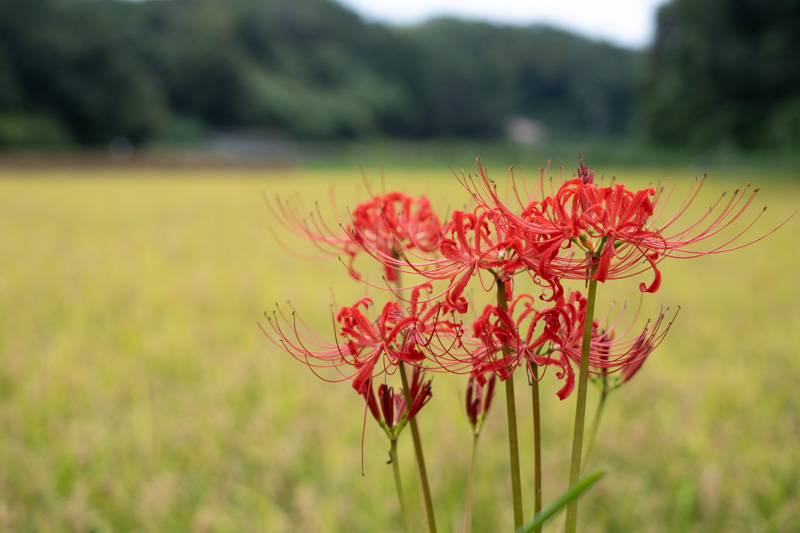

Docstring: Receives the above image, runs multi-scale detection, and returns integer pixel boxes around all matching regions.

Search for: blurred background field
[0,162,798,532]
[2,0,800,530]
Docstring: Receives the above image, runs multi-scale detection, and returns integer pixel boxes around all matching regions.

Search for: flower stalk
[392,263,437,533]
[582,387,608,471]
[564,274,599,533]
[530,364,543,533]
[505,376,523,529]
[463,431,480,533]
[399,361,437,533]
[390,437,413,533]
[464,373,497,533]
[498,278,524,530]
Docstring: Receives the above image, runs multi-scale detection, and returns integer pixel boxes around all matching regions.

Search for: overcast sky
[333,0,669,49]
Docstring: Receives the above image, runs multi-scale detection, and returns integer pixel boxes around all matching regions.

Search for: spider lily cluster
[262,157,784,532]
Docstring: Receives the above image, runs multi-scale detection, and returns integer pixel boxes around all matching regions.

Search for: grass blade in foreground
[515,470,605,533]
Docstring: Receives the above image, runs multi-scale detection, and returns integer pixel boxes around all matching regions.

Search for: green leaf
[515,470,605,533]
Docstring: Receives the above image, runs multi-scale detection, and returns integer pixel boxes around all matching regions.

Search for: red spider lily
[465,373,497,434]
[261,297,428,395]
[460,162,663,293]
[589,324,661,393]
[453,157,791,297]
[349,206,531,312]
[406,364,435,421]
[619,334,655,384]
[555,291,678,384]
[267,190,442,282]
[336,298,426,393]
[398,283,464,366]
[454,290,675,400]
[362,366,433,440]
[533,178,662,290]
[453,294,580,399]
[436,208,525,311]
[261,287,466,394]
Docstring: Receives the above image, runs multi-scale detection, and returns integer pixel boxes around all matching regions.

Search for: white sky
[334,0,669,49]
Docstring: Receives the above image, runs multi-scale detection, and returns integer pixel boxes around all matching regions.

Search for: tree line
[0,0,796,151]
[0,0,638,148]
[642,0,800,150]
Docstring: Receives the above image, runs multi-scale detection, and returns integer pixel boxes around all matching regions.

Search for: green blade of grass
[515,470,605,533]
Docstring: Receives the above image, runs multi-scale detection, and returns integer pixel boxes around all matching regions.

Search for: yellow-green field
[1,163,798,532]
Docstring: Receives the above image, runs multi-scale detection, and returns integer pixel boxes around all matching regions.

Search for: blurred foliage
[403,20,638,138]
[1,0,797,152]
[641,0,800,149]
[0,0,639,147]
[0,0,169,145]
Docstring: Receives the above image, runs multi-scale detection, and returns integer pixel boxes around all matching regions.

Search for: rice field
[0,161,798,532]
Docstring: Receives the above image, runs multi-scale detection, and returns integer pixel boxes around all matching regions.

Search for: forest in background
[0,0,798,153]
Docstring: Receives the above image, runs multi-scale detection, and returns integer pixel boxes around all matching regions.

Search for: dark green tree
[641,0,800,149]
[0,0,642,146]
[0,0,170,146]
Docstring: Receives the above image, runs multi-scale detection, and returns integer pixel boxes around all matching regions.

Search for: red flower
[453,294,580,399]
[619,334,655,384]
[348,192,442,281]
[465,373,497,433]
[436,208,527,311]
[267,190,441,282]
[362,366,433,440]
[261,297,427,394]
[478,166,663,293]
[260,284,469,397]
[555,292,678,385]
[455,157,790,297]
[588,321,663,392]
[350,206,530,312]
[336,298,421,394]
[450,289,676,400]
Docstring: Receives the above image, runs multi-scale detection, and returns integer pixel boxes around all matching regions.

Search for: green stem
[399,361,437,533]
[505,376,523,529]
[582,388,608,472]
[498,279,524,530]
[530,365,543,533]
[392,266,436,533]
[564,276,599,533]
[391,438,413,533]
[463,432,480,533]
